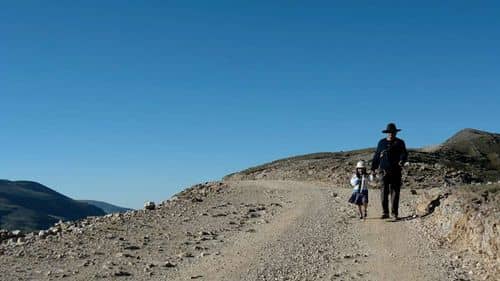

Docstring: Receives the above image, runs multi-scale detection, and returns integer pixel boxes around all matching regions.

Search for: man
[371,123,408,220]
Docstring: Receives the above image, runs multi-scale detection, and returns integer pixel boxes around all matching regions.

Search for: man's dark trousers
[381,170,402,216]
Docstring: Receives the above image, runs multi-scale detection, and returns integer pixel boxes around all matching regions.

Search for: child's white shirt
[350,174,373,192]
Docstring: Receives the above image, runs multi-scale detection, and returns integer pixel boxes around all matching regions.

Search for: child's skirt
[348,189,369,205]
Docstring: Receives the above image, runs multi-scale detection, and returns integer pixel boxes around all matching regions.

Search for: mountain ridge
[0,180,105,232]
[78,200,133,214]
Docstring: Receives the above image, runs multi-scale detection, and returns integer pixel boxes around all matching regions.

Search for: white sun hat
[355,161,366,169]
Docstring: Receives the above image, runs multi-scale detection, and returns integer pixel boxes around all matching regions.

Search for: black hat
[382,123,402,133]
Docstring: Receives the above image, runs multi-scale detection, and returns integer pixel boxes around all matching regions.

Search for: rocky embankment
[414,183,499,280]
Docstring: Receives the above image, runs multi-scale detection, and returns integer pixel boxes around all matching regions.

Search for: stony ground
[0,180,488,280]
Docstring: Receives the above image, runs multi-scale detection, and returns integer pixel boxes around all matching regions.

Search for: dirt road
[1,180,466,281]
[170,180,454,281]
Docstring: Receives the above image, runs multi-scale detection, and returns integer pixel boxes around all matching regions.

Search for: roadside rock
[144,201,156,210]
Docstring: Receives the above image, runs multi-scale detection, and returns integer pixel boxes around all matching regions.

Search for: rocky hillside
[414,183,499,278]
[225,129,500,188]
[0,180,105,232]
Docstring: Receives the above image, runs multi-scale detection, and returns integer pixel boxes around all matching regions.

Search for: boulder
[38,230,48,238]
[144,201,156,210]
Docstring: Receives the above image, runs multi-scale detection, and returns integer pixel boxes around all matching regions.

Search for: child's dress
[348,174,370,205]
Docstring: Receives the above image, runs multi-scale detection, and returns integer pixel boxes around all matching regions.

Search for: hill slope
[441,128,500,170]
[225,129,500,188]
[0,180,105,232]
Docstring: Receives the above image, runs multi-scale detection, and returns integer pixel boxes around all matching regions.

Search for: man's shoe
[392,214,399,220]
[380,214,389,219]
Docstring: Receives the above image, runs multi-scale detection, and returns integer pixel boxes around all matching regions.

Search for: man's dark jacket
[371,137,408,173]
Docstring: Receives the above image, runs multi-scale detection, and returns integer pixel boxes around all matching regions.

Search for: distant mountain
[440,128,500,170]
[0,180,105,232]
[79,200,133,214]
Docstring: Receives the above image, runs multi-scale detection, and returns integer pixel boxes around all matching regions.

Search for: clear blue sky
[1,1,499,208]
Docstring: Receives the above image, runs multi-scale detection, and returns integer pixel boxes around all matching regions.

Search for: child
[348,161,372,219]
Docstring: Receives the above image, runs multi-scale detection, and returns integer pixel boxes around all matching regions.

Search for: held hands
[370,170,382,184]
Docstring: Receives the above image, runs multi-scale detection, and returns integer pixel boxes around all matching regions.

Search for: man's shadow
[388,215,421,222]
[363,215,422,222]
[363,215,420,222]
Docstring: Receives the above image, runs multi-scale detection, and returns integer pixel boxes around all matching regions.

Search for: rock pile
[1,219,89,248]
[0,230,24,244]
[173,181,230,202]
